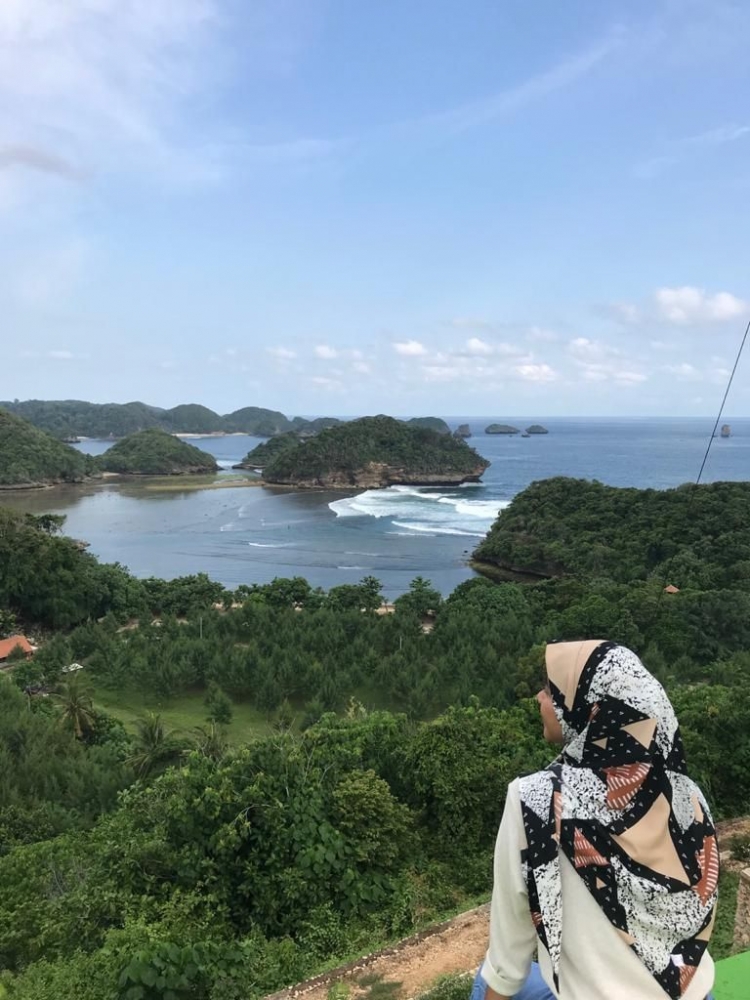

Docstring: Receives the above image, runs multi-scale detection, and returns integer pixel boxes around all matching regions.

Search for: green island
[260,415,490,487]
[0,399,343,440]
[98,428,219,476]
[0,476,748,999]
[0,407,96,488]
[405,416,451,434]
[235,432,302,469]
[524,424,548,434]
[485,423,520,434]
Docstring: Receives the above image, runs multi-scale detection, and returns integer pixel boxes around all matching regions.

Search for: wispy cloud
[635,122,750,179]
[0,0,224,195]
[0,144,83,180]
[404,32,622,140]
[267,346,297,360]
[393,339,428,357]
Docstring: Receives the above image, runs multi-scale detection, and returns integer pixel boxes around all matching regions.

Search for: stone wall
[733,868,750,952]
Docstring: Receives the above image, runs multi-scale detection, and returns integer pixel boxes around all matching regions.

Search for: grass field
[91,682,273,743]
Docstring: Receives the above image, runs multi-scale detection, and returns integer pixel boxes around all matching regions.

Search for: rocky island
[405,416,451,434]
[455,423,472,438]
[0,407,95,488]
[525,424,548,434]
[261,415,490,488]
[98,428,219,475]
[235,433,300,469]
[485,423,520,435]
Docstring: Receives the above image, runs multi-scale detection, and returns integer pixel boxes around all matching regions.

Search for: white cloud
[655,286,748,324]
[514,363,557,382]
[310,375,343,390]
[48,349,75,360]
[266,346,297,360]
[352,360,371,374]
[393,339,428,357]
[0,0,223,196]
[465,337,494,356]
[614,370,648,385]
[314,344,338,359]
[662,362,699,380]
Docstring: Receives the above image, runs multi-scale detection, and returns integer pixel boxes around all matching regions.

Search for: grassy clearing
[91,682,273,743]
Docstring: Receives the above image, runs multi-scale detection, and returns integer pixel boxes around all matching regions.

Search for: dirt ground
[270,817,750,1000]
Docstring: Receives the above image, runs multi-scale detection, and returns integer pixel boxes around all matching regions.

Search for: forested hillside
[97,428,219,475]
[473,476,750,586]
[263,415,489,487]
[1,477,750,998]
[0,400,336,439]
[0,407,95,487]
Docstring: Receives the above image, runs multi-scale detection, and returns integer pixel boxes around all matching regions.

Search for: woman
[472,640,718,1000]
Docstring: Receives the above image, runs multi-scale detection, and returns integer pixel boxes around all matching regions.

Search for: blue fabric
[471,967,714,1000]
[471,965,554,1000]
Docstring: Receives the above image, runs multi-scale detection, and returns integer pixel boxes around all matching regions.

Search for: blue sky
[2,0,750,417]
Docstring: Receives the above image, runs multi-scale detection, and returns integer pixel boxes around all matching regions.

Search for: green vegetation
[405,417,451,434]
[98,428,219,475]
[0,400,343,439]
[0,408,94,487]
[222,405,292,436]
[473,477,750,585]
[263,415,490,487]
[160,405,224,434]
[525,424,548,434]
[237,432,301,468]
[1,475,749,998]
[485,423,519,434]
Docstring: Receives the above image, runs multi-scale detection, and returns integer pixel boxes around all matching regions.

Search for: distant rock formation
[525,425,549,435]
[455,424,472,438]
[720,424,731,438]
[485,423,520,435]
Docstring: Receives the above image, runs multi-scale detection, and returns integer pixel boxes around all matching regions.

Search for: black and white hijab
[519,640,718,999]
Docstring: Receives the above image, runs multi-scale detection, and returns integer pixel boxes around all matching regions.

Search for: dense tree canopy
[473,477,750,587]
[97,428,219,475]
[1,400,341,439]
[1,475,749,998]
[0,408,94,487]
[263,415,490,486]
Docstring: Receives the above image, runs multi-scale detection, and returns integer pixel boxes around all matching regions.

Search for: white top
[480,779,714,1000]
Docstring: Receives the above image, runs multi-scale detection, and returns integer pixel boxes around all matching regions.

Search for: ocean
[5,417,750,598]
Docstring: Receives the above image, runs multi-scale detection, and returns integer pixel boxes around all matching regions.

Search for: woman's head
[537,639,682,770]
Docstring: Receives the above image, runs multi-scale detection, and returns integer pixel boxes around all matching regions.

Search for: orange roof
[0,635,33,660]
[663,584,680,594]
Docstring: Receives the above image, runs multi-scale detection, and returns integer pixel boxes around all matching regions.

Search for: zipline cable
[657,315,750,595]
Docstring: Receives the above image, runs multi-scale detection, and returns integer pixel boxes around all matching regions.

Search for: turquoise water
[6,418,750,598]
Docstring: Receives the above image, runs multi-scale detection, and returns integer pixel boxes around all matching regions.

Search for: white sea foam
[247,541,292,548]
[329,486,509,538]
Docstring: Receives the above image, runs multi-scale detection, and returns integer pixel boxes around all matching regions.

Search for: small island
[235,433,300,469]
[98,428,219,476]
[405,416,451,434]
[0,407,95,488]
[455,423,472,438]
[485,423,520,435]
[525,424,548,435]
[261,415,490,488]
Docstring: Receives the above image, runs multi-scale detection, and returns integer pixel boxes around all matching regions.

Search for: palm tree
[53,676,96,739]
[191,721,228,763]
[125,712,186,779]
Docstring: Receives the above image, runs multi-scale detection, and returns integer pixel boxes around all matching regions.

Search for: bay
[3,418,750,598]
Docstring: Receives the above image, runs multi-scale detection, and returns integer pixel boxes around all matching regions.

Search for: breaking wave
[329,485,509,537]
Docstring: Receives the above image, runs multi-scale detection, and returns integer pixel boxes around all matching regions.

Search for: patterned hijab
[519,641,718,999]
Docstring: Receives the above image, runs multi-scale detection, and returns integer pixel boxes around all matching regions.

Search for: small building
[0,635,34,663]
[663,584,680,595]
